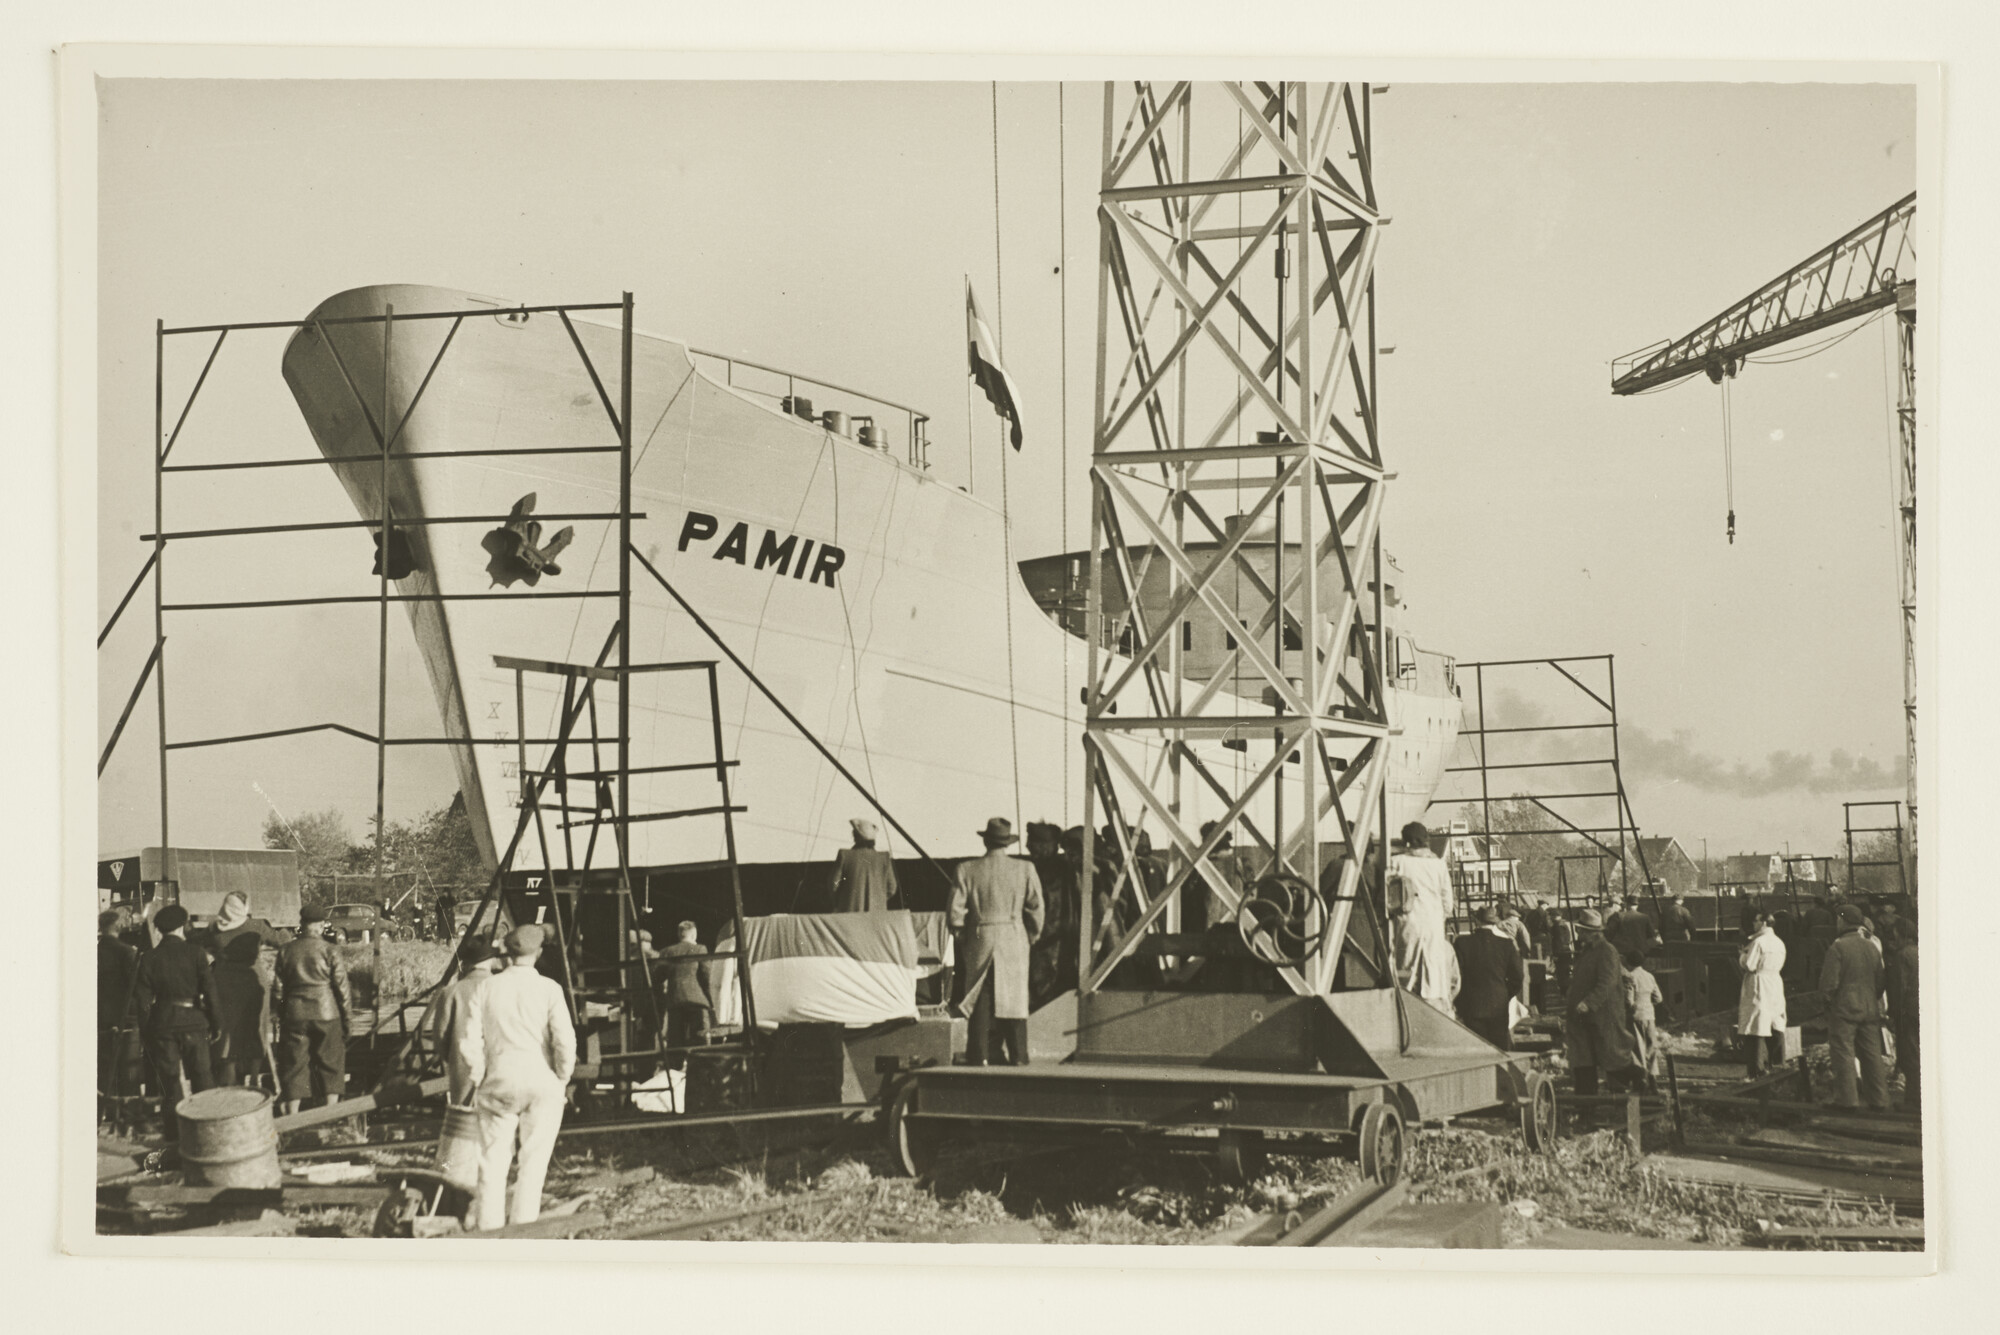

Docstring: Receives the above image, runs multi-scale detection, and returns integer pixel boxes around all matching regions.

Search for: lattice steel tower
[1081,82,1394,996]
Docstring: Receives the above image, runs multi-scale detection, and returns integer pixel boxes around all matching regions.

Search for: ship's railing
[688,347,931,471]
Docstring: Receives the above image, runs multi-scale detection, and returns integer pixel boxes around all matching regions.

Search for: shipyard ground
[97,1023,1921,1248]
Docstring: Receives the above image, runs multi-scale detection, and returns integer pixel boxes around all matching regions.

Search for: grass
[337,940,456,1009]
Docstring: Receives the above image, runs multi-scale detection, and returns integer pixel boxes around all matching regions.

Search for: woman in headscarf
[1736,909,1789,1077]
[210,932,273,1086]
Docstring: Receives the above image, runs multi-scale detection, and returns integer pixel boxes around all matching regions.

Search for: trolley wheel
[1357,1102,1407,1187]
[1215,1128,1268,1183]
[1521,1071,1559,1154]
[885,1077,940,1179]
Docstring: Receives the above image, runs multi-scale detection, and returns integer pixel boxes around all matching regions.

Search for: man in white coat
[1387,821,1457,1014]
[458,925,576,1231]
[423,938,502,1106]
[1736,910,1790,1078]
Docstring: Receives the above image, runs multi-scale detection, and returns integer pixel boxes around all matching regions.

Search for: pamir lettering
[677,511,845,588]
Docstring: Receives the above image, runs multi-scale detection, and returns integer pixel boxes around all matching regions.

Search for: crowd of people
[1378,821,1920,1112]
[97,892,366,1140]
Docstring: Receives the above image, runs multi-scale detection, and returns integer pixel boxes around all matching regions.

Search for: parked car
[451,897,512,940]
[325,901,410,944]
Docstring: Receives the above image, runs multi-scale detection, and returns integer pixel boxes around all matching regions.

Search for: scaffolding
[1438,654,1654,916]
[96,293,758,1096]
[1845,799,1912,898]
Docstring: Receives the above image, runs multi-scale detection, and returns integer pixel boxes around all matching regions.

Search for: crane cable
[1720,373,1737,544]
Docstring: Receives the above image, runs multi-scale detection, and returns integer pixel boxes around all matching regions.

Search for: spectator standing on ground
[132,904,221,1141]
[658,921,713,1069]
[1660,893,1696,944]
[1564,908,1636,1098]
[1736,910,1789,1078]
[951,817,1045,1066]
[1605,893,1660,959]
[1820,903,1891,1110]
[424,939,503,1106]
[210,934,273,1087]
[1549,910,1578,991]
[1452,906,1523,1050]
[273,904,350,1116]
[461,925,576,1232]
[1499,902,1534,966]
[1622,950,1663,1085]
[1387,821,1456,1015]
[1885,921,1920,1111]
[97,909,140,1116]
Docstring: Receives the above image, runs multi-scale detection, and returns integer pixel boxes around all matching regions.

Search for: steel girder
[1082,82,1391,999]
[1609,192,1916,395]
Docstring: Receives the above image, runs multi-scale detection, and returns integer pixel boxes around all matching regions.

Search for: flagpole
[965,273,976,497]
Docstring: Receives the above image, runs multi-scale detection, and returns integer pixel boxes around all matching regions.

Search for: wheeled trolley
[885,986,1558,1183]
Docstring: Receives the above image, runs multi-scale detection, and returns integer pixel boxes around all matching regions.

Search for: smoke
[1474,687,1903,798]
[1620,727,1903,798]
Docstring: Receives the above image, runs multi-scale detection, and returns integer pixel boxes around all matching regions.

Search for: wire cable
[1720,375,1736,544]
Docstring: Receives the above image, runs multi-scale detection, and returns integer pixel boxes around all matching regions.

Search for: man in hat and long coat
[951,817,1045,1066]
[460,924,575,1231]
[1564,907,1637,1097]
[830,817,899,913]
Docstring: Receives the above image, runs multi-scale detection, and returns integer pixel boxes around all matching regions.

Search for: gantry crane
[1610,192,1917,852]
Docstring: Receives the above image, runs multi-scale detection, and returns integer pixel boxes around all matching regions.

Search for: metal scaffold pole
[154,320,169,862]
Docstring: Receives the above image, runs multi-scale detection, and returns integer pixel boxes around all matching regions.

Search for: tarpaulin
[712,911,923,1028]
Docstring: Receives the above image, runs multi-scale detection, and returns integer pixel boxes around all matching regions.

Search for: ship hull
[282,286,1460,877]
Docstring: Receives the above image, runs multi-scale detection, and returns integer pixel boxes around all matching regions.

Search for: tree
[261,807,353,880]
[1847,829,1916,897]
[264,795,486,909]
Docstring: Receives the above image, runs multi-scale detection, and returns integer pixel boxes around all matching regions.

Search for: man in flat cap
[461,924,576,1230]
[273,903,350,1116]
[1820,902,1890,1110]
[950,818,1045,1066]
[1563,907,1637,1098]
[132,903,221,1140]
[830,816,899,913]
[423,938,503,1106]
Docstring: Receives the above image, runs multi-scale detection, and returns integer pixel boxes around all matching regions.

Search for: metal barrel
[176,1086,281,1188]
[435,1104,481,1192]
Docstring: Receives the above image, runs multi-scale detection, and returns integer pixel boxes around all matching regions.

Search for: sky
[95,77,1916,862]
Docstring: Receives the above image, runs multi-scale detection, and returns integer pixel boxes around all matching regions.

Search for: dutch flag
[966,281,1024,450]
